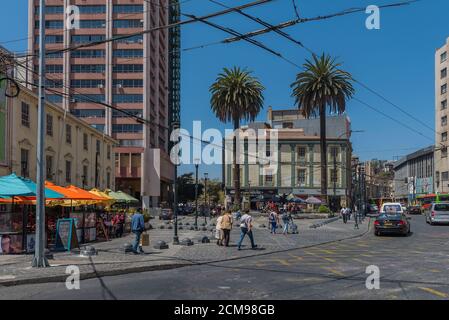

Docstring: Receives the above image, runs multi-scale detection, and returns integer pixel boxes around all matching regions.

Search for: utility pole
[194,158,199,230]
[333,147,337,211]
[33,0,49,268]
[204,173,208,224]
[172,122,180,245]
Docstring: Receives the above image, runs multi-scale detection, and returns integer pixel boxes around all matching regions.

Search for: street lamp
[194,158,200,230]
[204,173,209,224]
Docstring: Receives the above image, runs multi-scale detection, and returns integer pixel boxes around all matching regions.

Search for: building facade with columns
[224,108,353,209]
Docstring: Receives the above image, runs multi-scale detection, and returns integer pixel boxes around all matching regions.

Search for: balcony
[116,166,141,178]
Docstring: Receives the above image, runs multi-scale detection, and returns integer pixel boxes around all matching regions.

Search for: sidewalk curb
[309,217,340,229]
[0,220,371,288]
[0,263,192,288]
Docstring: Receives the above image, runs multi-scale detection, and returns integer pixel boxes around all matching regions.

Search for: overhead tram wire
[25,0,274,58]
[0,0,199,49]
[223,0,420,43]
[9,62,424,179]
[207,0,437,139]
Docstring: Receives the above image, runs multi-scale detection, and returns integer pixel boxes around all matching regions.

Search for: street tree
[291,53,354,203]
[210,67,265,206]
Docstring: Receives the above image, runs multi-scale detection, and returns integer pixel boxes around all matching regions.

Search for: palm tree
[291,53,354,204]
[210,67,265,206]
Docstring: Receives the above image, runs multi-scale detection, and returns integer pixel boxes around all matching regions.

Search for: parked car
[159,209,174,220]
[408,205,421,215]
[425,202,449,225]
[375,203,411,236]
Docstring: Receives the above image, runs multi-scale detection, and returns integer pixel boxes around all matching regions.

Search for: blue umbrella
[0,173,64,198]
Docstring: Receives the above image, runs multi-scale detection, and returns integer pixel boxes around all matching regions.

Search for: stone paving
[0,215,370,286]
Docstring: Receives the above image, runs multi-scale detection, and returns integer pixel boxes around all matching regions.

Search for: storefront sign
[55,218,79,252]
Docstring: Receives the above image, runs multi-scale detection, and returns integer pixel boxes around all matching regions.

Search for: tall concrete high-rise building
[435,37,449,193]
[28,0,179,206]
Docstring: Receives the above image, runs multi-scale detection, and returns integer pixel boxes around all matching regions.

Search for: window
[79,20,106,29]
[91,124,105,133]
[70,79,105,88]
[112,94,143,103]
[119,139,144,147]
[442,132,448,142]
[21,102,30,127]
[113,64,143,73]
[331,169,338,183]
[113,49,143,58]
[112,124,143,133]
[297,169,306,186]
[82,166,88,187]
[442,147,448,158]
[66,124,72,144]
[297,146,306,161]
[65,161,72,183]
[442,116,447,127]
[71,64,105,73]
[442,84,447,95]
[35,5,64,15]
[113,79,143,88]
[78,5,106,14]
[112,109,143,118]
[113,20,143,28]
[265,173,273,184]
[283,122,293,129]
[442,51,448,63]
[442,100,448,110]
[71,50,105,58]
[35,20,63,29]
[113,5,144,14]
[71,35,105,44]
[442,68,447,79]
[107,145,111,160]
[47,95,63,103]
[21,149,29,178]
[442,171,449,181]
[106,172,111,189]
[46,64,63,73]
[83,133,89,151]
[72,94,105,103]
[70,109,105,118]
[37,35,63,44]
[46,114,53,136]
[113,34,143,44]
[96,140,101,154]
[330,146,339,159]
[46,155,53,180]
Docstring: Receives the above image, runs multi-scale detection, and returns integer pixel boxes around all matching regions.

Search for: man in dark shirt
[131,208,145,254]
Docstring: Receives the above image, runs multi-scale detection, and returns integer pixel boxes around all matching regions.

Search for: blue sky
[1,0,447,179]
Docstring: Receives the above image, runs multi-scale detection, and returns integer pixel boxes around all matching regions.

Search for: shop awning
[0,174,64,199]
[305,196,323,205]
[89,189,115,206]
[105,189,139,203]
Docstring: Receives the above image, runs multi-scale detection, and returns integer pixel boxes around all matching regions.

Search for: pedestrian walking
[237,210,257,251]
[341,206,347,224]
[282,210,292,235]
[268,209,279,234]
[131,208,145,254]
[221,210,233,247]
[216,213,224,246]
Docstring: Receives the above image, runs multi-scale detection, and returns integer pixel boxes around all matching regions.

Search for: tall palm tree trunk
[319,104,328,204]
[233,118,241,206]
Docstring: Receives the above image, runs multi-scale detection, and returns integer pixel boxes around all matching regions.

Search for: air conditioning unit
[70,98,76,103]
[98,84,104,89]
[117,84,123,89]
[138,39,143,44]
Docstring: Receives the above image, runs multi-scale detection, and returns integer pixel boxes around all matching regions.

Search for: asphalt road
[1,215,449,300]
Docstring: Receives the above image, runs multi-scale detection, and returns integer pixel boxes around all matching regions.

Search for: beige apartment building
[0,83,116,190]
[435,37,449,193]
[27,0,178,205]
